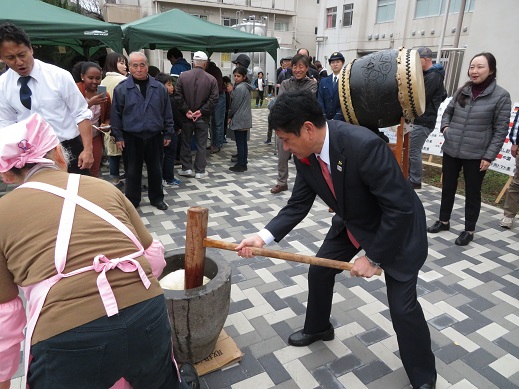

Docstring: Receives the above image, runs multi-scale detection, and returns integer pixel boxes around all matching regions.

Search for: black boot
[179,363,200,389]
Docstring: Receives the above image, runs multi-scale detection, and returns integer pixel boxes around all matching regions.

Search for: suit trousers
[305,230,435,388]
[440,153,486,231]
[123,132,164,207]
[503,155,519,218]
[276,139,291,186]
[180,119,209,174]
[61,135,90,176]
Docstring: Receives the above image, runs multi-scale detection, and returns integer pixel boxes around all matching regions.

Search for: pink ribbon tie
[93,254,151,317]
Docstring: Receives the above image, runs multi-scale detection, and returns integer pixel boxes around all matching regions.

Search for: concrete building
[315,0,517,102]
[99,0,319,83]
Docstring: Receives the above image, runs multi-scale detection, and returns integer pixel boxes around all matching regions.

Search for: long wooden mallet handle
[203,238,382,276]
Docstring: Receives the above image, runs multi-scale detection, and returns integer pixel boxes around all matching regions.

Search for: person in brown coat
[174,51,219,179]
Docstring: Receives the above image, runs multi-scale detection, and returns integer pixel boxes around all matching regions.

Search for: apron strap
[54,173,80,273]
[19,179,144,251]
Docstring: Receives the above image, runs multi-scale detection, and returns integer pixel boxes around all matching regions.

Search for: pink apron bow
[93,254,152,317]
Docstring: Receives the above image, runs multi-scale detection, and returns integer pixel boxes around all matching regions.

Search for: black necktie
[19,76,32,110]
[333,75,337,84]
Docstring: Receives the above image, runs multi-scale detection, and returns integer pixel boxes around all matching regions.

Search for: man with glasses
[110,52,174,210]
[0,22,93,174]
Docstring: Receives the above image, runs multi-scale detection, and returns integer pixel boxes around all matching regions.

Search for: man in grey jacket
[174,51,219,179]
[408,47,447,189]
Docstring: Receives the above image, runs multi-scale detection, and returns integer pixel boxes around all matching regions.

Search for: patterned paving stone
[10,108,519,388]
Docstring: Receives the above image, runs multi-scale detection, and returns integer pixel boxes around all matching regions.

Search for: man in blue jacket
[317,51,345,121]
[167,47,191,76]
[111,52,174,210]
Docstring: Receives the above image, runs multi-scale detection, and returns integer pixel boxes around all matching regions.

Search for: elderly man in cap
[318,51,345,121]
[408,47,447,189]
[174,51,219,179]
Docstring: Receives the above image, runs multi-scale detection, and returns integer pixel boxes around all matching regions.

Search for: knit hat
[0,114,60,172]
[232,54,251,68]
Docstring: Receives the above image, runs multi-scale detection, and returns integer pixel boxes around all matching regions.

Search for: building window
[222,17,238,26]
[191,14,208,21]
[415,0,442,17]
[326,7,337,29]
[447,0,475,13]
[342,3,354,27]
[376,0,396,23]
[274,21,289,31]
[415,0,476,17]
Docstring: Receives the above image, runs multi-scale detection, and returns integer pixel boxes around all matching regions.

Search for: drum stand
[390,117,410,179]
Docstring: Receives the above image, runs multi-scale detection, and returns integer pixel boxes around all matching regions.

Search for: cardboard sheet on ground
[193,330,243,376]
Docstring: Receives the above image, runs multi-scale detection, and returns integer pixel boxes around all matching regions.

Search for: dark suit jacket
[265,120,428,281]
[317,75,344,121]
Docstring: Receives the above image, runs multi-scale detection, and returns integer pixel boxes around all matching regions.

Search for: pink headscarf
[0,114,60,173]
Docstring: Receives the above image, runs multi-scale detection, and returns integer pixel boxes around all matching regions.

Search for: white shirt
[258,124,331,244]
[0,59,91,141]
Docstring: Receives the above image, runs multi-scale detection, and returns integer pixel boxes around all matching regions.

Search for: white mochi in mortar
[159,269,211,290]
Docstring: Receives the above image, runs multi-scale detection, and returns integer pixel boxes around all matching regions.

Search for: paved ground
[10,108,519,389]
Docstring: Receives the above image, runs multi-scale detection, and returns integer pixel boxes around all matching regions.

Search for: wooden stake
[185,207,208,289]
[203,238,383,276]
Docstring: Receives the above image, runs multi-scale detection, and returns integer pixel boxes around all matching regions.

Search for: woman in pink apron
[0,114,198,389]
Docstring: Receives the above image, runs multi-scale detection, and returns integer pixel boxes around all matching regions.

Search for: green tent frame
[1,0,123,57]
[122,9,279,62]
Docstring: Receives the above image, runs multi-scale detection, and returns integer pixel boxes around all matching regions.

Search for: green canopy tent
[122,9,279,62]
[0,0,123,57]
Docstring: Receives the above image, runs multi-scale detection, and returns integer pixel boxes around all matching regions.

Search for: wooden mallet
[184,207,383,289]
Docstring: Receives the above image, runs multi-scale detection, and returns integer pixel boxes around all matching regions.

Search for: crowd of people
[0,18,516,389]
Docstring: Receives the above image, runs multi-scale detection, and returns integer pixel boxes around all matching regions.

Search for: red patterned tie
[317,156,360,249]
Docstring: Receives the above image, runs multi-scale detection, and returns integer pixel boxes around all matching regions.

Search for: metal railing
[438,48,465,97]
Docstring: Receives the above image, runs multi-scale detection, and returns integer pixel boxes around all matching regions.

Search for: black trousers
[29,295,188,389]
[123,132,164,207]
[440,153,486,231]
[304,230,435,388]
[61,135,90,175]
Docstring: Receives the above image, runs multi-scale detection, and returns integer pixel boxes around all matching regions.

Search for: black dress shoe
[288,326,334,347]
[427,221,450,233]
[455,231,473,246]
[179,363,200,389]
[414,373,436,389]
[229,164,247,172]
[150,201,168,210]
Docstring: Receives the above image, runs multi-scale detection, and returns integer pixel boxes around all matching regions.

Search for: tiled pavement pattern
[9,108,519,389]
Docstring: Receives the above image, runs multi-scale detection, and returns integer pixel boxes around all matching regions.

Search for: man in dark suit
[318,51,345,121]
[237,92,436,389]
